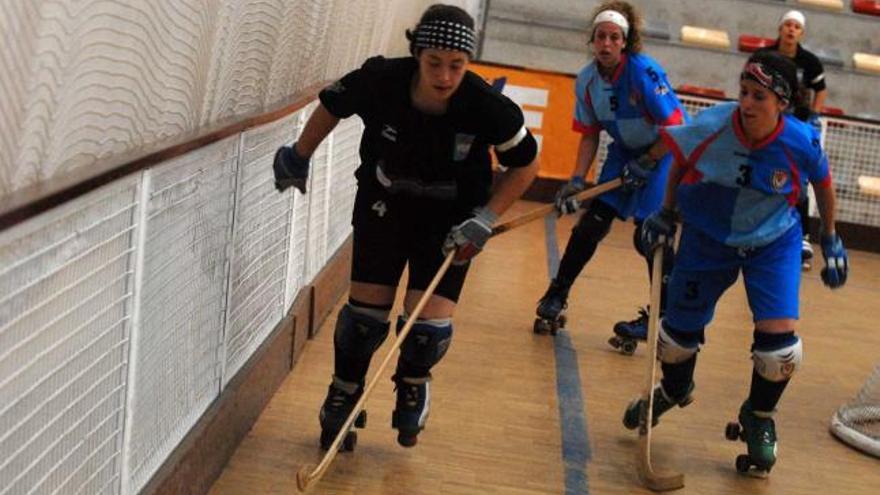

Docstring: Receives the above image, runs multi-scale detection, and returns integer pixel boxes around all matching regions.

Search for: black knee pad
[396,316,453,376]
[334,304,391,358]
[571,201,614,246]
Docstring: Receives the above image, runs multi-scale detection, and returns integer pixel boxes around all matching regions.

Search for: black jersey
[758,42,826,118]
[319,56,537,208]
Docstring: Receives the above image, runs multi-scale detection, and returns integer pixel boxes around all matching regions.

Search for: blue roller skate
[609,307,649,355]
[392,374,431,447]
[318,376,366,451]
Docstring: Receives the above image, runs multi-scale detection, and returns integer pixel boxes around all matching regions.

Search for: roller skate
[724,400,777,478]
[318,376,366,451]
[623,382,694,430]
[534,279,570,335]
[608,307,649,355]
[801,237,813,271]
[392,374,431,447]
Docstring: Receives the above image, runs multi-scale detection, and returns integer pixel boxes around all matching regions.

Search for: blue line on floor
[544,214,592,495]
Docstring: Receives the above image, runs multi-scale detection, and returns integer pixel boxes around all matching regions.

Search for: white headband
[592,10,629,38]
[779,10,806,29]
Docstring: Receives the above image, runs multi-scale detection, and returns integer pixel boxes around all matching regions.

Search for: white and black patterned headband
[412,20,476,57]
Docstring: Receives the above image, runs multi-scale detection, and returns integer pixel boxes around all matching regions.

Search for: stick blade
[296,464,317,492]
[637,441,684,491]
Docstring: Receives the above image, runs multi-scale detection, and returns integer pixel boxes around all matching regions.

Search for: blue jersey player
[535,1,686,352]
[624,51,848,477]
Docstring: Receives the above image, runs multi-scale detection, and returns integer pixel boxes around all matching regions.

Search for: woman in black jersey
[274,4,539,450]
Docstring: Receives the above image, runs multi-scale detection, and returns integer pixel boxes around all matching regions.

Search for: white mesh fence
[0,178,139,495]
[122,138,239,494]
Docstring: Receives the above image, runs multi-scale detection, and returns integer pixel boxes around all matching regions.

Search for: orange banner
[470,62,593,181]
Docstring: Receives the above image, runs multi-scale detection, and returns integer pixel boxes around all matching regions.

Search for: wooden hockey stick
[491,178,622,236]
[296,178,622,491]
[296,251,456,492]
[636,244,685,491]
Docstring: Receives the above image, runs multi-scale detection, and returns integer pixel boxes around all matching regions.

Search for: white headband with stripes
[592,10,629,38]
[412,20,476,57]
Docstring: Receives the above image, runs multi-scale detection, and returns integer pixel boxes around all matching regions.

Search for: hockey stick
[491,178,622,236]
[636,244,685,491]
[296,251,456,492]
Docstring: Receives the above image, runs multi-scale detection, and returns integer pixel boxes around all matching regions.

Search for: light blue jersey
[573,53,686,220]
[660,102,830,248]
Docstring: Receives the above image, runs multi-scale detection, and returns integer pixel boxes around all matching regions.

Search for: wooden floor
[208,200,880,495]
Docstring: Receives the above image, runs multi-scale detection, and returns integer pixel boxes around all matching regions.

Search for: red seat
[677,84,726,99]
[738,34,775,53]
[852,0,880,16]
[820,105,845,116]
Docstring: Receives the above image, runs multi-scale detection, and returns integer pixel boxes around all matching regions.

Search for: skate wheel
[621,340,637,355]
[533,318,547,334]
[725,422,741,441]
[354,410,367,428]
[735,454,751,473]
[550,322,559,336]
[608,336,621,349]
[342,431,357,451]
[558,314,567,327]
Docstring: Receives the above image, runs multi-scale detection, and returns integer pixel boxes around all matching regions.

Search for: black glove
[639,207,677,256]
[820,232,848,289]
[442,206,498,265]
[553,176,586,216]
[621,154,655,192]
[273,142,310,193]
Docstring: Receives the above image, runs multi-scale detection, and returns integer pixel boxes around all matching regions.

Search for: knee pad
[657,321,703,364]
[752,332,802,382]
[397,316,453,372]
[334,304,391,358]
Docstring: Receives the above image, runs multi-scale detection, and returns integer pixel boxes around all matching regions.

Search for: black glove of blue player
[273,142,309,193]
[553,176,586,216]
[621,154,655,192]
[820,232,848,289]
[442,206,498,265]
[639,207,677,256]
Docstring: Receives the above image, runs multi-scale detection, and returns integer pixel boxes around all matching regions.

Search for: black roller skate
[318,376,366,451]
[534,279,570,335]
[608,307,649,355]
[724,400,777,478]
[392,374,431,447]
[623,382,694,430]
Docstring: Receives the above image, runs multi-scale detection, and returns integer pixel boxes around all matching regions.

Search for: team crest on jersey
[771,169,789,191]
[453,133,475,161]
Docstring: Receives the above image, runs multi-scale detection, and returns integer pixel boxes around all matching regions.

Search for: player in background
[624,51,848,477]
[273,4,538,449]
[534,0,686,355]
[758,10,828,269]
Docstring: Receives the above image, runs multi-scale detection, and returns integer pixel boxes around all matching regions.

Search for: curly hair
[589,0,643,54]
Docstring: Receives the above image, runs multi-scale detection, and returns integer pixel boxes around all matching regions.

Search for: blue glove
[639,207,677,256]
[273,142,309,193]
[554,176,586,216]
[621,154,655,192]
[442,206,498,265]
[820,232,848,289]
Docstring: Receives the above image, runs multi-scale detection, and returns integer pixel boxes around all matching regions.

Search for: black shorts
[350,179,472,302]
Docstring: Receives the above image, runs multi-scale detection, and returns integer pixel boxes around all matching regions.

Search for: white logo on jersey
[381,125,398,142]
